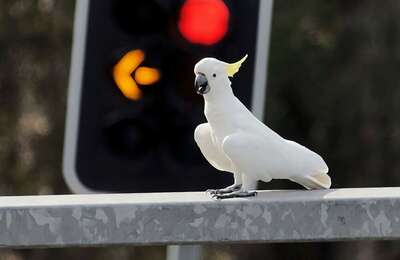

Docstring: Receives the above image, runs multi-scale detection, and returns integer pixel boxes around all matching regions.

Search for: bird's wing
[284,140,329,173]
[222,132,271,180]
[222,133,331,189]
[194,123,232,172]
[284,140,331,189]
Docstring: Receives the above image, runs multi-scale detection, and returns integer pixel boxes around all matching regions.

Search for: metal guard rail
[0,188,398,248]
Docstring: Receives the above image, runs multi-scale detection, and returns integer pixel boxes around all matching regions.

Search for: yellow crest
[226,54,248,77]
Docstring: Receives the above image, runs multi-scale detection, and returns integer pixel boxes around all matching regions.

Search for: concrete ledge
[0,188,399,248]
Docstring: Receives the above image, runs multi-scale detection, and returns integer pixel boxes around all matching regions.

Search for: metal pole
[167,245,202,260]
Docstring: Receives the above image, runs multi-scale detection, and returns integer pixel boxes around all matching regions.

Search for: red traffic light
[178,0,230,45]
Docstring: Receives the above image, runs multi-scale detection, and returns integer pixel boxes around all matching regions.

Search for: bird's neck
[203,86,234,103]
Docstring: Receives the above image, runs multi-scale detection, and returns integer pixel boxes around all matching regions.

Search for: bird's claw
[206,184,242,195]
[211,193,220,200]
[206,189,218,195]
[210,191,258,200]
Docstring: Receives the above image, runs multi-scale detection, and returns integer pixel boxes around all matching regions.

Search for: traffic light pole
[166,0,274,259]
[167,245,202,260]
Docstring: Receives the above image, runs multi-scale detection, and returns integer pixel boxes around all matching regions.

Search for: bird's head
[193,55,247,97]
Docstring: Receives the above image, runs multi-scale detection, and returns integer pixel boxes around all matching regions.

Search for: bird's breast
[204,99,251,145]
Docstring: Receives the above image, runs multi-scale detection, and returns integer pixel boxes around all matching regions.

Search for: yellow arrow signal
[113,49,160,101]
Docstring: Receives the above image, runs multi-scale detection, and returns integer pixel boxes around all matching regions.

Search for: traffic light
[63,0,271,193]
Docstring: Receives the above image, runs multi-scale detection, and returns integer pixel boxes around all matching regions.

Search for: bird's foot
[211,190,257,200]
[206,184,242,195]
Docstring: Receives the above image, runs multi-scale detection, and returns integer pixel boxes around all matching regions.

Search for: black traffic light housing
[63,0,271,193]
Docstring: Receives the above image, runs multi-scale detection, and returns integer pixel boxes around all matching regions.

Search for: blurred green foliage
[0,0,72,195]
[0,0,400,259]
[266,0,400,192]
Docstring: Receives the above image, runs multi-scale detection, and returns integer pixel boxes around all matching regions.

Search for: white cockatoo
[194,55,331,199]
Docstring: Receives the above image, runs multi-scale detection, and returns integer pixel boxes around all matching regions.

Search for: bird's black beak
[194,73,210,95]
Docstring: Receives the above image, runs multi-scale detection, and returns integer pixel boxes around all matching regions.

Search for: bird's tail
[290,172,331,190]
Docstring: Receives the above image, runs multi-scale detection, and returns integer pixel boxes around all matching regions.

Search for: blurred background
[0,0,400,259]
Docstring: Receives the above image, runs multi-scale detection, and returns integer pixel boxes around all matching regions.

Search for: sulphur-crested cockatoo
[194,55,331,199]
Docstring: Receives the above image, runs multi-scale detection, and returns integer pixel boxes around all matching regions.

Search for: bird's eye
[212,73,216,78]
